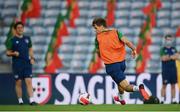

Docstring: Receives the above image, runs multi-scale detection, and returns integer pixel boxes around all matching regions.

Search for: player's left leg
[15,79,24,105]
[24,63,35,105]
[119,79,150,100]
[161,83,167,103]
[25,78,35,105]
[119,79,138,92]
[118,86,125,98]
[171,84,177,104]
[179,92,180,104]
[170,69,178,104]
[114,86,126,105]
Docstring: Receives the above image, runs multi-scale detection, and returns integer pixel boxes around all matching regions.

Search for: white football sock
[172,98,176,102]
[18,98,23,103]
[161,97,165,102]
[29,97,34,103]
[133,86,139,91]
[118,93,124,101]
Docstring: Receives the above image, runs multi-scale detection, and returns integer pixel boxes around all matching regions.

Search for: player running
[92,17,149,105]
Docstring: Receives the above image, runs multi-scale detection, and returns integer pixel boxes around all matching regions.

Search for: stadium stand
[0,0,180,73]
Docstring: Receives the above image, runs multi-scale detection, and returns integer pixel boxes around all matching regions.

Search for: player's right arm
[117,31,137,58]
[121,36,137,59]
[6,39,19,57]
[6,50,19,57]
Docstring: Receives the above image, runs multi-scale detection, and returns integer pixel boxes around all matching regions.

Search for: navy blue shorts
[12,60,32,80]
[105,61,126,84]
[162,67,177,84]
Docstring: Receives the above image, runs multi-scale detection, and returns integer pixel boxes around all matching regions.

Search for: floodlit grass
[0,104,179,111]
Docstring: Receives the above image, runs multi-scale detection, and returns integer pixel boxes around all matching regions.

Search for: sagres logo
[32,75,51,104]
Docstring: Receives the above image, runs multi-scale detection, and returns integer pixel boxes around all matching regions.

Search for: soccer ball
[78,93,91,105]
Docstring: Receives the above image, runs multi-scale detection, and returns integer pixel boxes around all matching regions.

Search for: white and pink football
[78,93,91,105]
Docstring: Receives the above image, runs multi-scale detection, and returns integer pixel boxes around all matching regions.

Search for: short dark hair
[164,34,173,39]
[92,17,107,27]
[14,21,24,29]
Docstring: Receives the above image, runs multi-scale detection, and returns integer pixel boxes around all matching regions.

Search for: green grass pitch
[0,104,179,112]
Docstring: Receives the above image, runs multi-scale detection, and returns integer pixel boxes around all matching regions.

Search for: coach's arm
[6,50,19,57]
